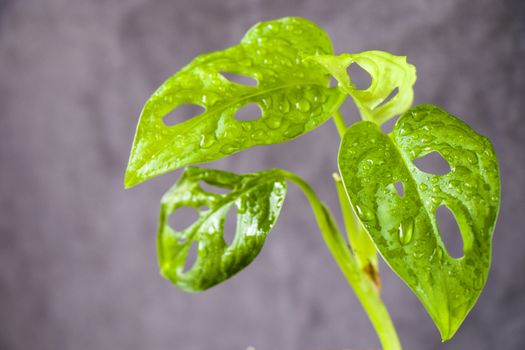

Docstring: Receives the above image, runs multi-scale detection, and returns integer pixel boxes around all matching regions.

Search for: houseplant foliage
[125,17,500,350]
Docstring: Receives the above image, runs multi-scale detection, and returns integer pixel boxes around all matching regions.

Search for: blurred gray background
[0,0,524,349]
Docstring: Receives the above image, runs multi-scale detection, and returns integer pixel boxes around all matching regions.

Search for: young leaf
[338,104,500,340]
[125,17,345,188]
[309,51,416,125]
[157,167,286,292]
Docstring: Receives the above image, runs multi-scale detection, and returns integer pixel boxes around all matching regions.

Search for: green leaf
[338,104,500,340]
[309,51,416,125]
[125,17,345,188]
[157,167,286,292]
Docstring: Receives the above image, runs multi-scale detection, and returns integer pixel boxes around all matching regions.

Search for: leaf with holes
[124,17,345,188]
[309,51,416,125]
[338,104,500,340]
[157,167,286,291]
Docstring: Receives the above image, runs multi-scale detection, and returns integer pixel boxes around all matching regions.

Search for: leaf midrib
[186,173,285,239]
[134,81,331,176]
[387,130,452,336]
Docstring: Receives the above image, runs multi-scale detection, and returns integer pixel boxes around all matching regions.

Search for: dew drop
[413,251,425,259]
[355,205,374,221]
[412,112,425,122]
[199,134,215,149]
[251,130,265,140]
[419,136,435,143]
[398,220,414,245]
[296,100,311,112]
[433,246,443,261]
[464,179,477,189]
[242,124,253,132]
[467,153,478,165]
[264,117,282,129]
[454,166,471,176]
[283,124,305,138]
[280,99,290,112]
[448,180,460,189]
[221,143,240,154]
[473,275,484,291]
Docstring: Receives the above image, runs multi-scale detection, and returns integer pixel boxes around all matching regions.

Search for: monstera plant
[125,17,500,350]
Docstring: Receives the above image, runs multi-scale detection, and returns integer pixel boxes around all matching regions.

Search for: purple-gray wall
[0,0,523,349]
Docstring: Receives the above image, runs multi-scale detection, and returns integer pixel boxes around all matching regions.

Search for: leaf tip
[439,329,455,343]
[435,310,464,343]
[124,169,140,189]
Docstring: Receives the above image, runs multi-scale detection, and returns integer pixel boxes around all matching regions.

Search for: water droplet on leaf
[280,99,290,112]
[264,117,282,129]
[398,220,414,244]
[221,144,240,154]
[473,275,484,291]
[355,205,374,221]
[296,100,311,112]
[199,135,215,149]
[283,124,305,138]
[251,130,265,140]
[413,251,425,259]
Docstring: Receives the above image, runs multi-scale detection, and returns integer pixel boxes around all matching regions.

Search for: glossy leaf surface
[338,104,500,340]
[310,51,416,125]
[125,17,344,188]
[158,167,286,291]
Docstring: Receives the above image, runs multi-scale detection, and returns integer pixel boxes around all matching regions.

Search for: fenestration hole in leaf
[436,205,464,258]
[220,72,258,87]
[347,63,372,90]
[394,181,404,197]
[183,241,198,272]
[380,114,399,134]
[338,96,361,125]
[234,103,262,121]
[163,104,205,126]
[329,76,338,88]
[223,205,238,246]
[200,181,230,195]
[375,87,399,109]
[413,151,451,175]
[168,206,200,232]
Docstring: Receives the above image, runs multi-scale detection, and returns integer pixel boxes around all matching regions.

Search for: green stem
[280,170,402,350]
[333,173,359,250]
[333,111,347,138]
[333,173,378,273]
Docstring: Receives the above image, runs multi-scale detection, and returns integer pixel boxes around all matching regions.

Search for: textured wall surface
[0,0,524,349]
